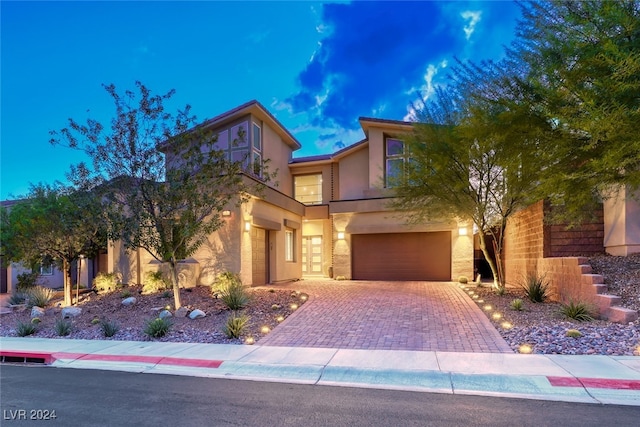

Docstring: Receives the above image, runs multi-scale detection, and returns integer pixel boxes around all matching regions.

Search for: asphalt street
[2,365,639,427]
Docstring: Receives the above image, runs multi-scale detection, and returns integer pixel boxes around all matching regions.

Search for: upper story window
[294,174,323,205]
[252,123,262,177]
[385,137,410,187]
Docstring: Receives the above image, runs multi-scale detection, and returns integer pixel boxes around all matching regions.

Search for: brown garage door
[352,232,451,281]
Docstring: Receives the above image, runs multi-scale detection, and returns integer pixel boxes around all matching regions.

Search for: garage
[351,232,451,281]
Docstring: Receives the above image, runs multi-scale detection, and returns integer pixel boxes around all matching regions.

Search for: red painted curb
[547,376,640,390]
[1,351,222,369]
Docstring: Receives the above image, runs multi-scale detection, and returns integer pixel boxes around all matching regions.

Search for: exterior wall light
[222,210,231,217]
[458,227,468,236]
[245,222,251,232]
[337,232,345,240]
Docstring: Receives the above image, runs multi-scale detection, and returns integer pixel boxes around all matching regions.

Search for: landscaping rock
[121,297,137,306]
[159,310,173,319]
[175,307,189,318]
[189,309,205,319]
[31,306,45,318]
[61,307,82,319]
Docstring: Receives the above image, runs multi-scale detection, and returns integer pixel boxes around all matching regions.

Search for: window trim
[285,229,295,262]
[385,137,408,188]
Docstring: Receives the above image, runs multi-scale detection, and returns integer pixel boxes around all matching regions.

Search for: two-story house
[106,100,474,287]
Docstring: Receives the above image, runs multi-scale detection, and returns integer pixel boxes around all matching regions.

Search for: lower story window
[285,229,295,262]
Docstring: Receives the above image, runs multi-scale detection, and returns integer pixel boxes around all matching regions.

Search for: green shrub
[93,272,121,293]
[8,292,27,306]
[521,273,549,303]
[143,317,173,338]
[25,286,54,308]
[161,290,171,298]
[560,301,594,322]
[458,276,468,284]
[494,284,506,296]
[510,298,524,311]
[100,319,120,338]
[91,317,101,325]
[223,312,250,338]
[16,321,37,337]
[566,329,582,338]
[31,317,41,324]
[142,271,170,295]
[213,272,251,310]
[16,271,40,291]
[120,289,132,298]
[54,319,72,336]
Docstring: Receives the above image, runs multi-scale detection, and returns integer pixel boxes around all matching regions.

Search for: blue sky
[1,1,521,200]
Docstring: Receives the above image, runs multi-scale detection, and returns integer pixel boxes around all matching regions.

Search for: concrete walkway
[1,337,639,406]
[259,280,512,353]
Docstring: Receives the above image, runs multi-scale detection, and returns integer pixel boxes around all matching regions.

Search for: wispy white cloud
[404,60,448,121]
[461,10,482,40]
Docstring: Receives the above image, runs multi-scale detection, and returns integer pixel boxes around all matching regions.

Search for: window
[251,123,262,177]
[38,264,53,276]
[385,137,409,187]
[285,229,295,262]
[294,174,323,205]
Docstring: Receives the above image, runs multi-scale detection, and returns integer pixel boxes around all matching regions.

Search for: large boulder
[61,306,82,319]
[188,309,205,319]
[175,307,189,318]
[31,306,45,318]
[121,297,137,306]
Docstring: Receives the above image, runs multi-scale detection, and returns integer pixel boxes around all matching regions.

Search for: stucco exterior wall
[604,186,640,256]
[338,147,370,200]
[260,118,294,195]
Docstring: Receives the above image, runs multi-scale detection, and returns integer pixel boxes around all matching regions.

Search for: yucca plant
[223,312,250,339]
[25,286,55,308]
[143,317,173,338]
[510,298,524,311]
[214,272,251,310]
[100,319,120,338]
[560,301,594,322]
[54,319,72,336]
[521,273,549,303]
[16,321,37,337]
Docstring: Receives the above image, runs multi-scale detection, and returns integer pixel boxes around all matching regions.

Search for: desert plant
[458,276,468,284]
[16,271,40,291]
[8,292,27,306]
[91,317,101,325]
[15,321,37,337]
[93,272,121,293]
[271,304,281,310]
[142,271,170,295]
[560,301,594,322]
[100,319,120,338]
[25,286,55,308]
[31,317,41,324]
[566,329,582,338]
[223,312,250,339]
[510,298,524,311]
[161,290,171,298]
[521,273,549,303]
[143,317,173,338]
[120,289,132,298]
[54,318,72,336]
[213,272,251,310]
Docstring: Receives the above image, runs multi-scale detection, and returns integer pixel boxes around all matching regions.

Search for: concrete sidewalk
[1,337,639,406]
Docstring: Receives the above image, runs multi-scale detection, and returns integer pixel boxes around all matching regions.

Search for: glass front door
[302,236,323,276]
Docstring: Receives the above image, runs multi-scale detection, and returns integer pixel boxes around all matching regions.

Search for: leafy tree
[50,82,269,309]
[392,58,550,290]
[0,184,105,305]
[513,0,640,220]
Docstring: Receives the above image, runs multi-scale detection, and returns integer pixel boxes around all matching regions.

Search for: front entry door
[302,236,323,276]
[252,227,269,285]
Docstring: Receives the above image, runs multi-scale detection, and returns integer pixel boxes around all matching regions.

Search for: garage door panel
[352,232,451,281]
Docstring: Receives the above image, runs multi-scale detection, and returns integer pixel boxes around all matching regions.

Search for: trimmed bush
[93,272,121,293]
[458,276,468,284]
[16,321,37,337]
[143,317,173,338]
[142,271,170,295]
[25,286,54,308]
[213,272,251,310]
[54,319,72,336]
[560,301,594,322]
[223,312,250,339]
[16,271,40,291]
[521,273,549,303]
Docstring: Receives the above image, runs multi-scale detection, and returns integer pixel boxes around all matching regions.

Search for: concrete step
[581,274,604,285]
[606,306,639,324]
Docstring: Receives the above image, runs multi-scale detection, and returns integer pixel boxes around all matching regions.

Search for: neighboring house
[109,101,474,287]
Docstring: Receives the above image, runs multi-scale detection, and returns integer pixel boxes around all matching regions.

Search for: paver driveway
[259,280,512,353]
